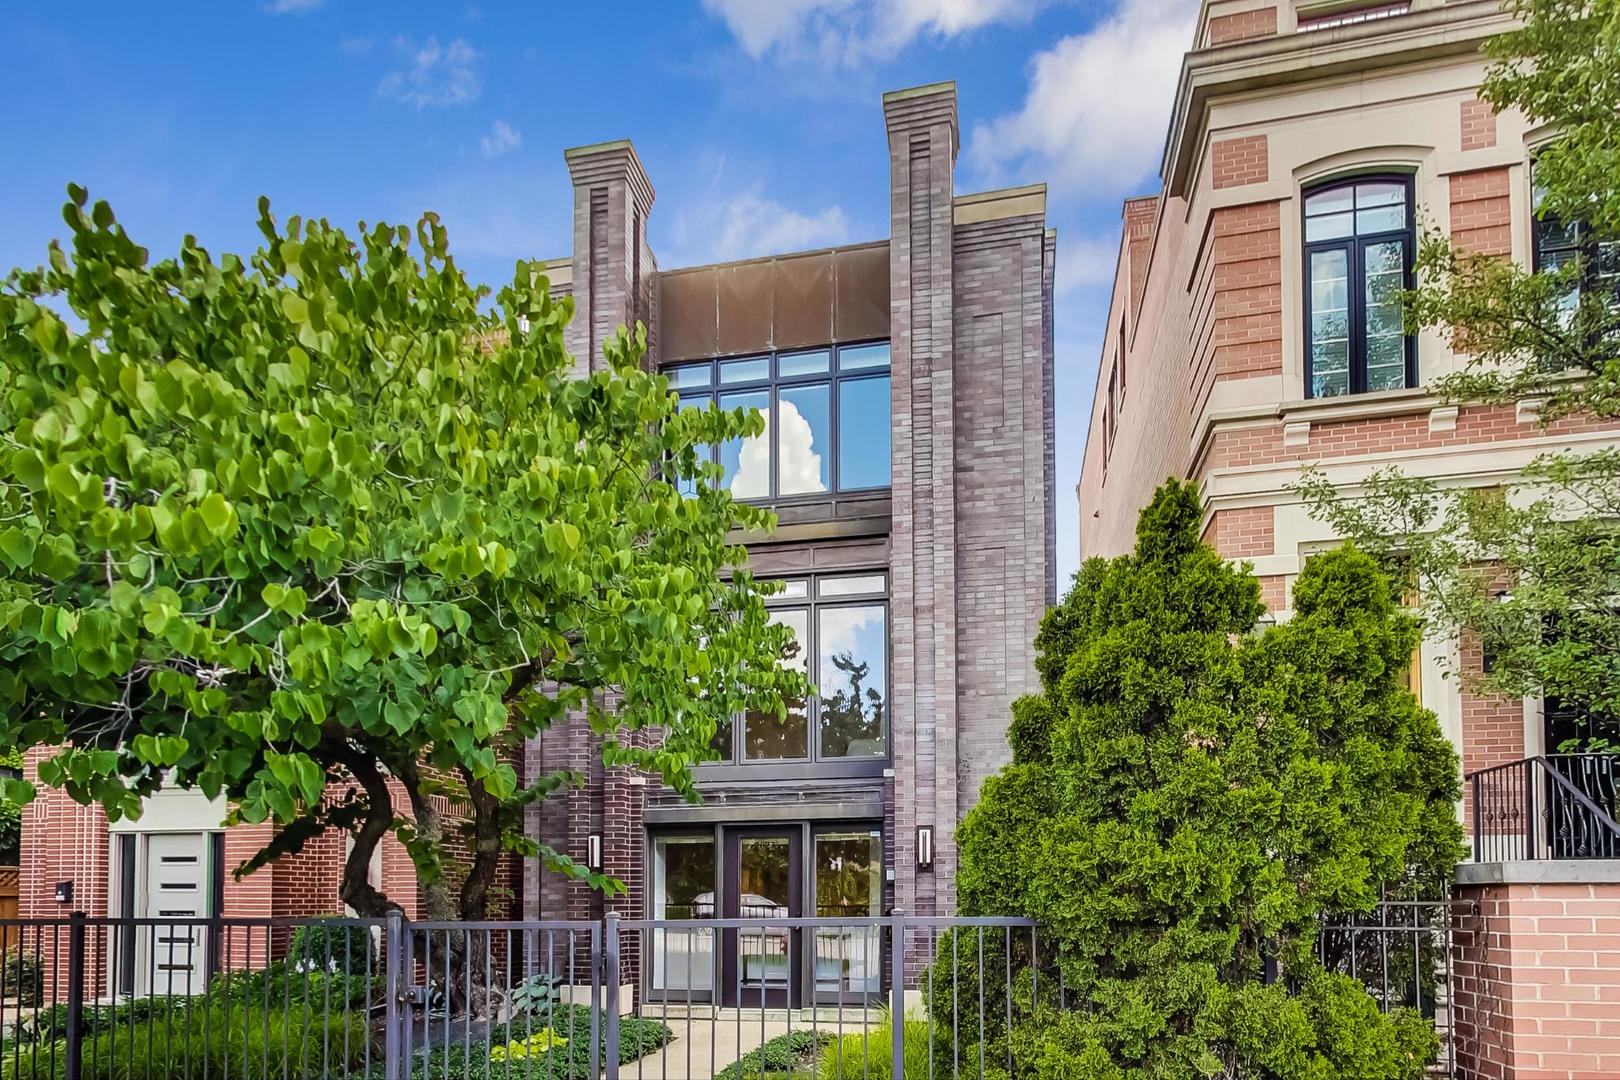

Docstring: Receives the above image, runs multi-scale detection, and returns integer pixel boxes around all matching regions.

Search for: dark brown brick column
[950,186,1056,822]
[562,140,656,374]
[884,81,959,921]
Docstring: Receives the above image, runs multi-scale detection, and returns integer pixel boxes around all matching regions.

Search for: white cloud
[1056,233,1124,295]
[702,0,1048,63]
[378,37,481,108]
[479,119,521,159]
[969,0,1195,196]
[264,0,324,13]
[728,399,829,499]
[669,190,851,267]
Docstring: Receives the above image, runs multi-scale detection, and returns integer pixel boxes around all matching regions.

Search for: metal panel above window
[1302,176,1417,398]
[669,342,891,500]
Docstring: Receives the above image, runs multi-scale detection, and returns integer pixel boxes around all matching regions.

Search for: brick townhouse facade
[21,81,1058,1010]
[1076,2,1620,1077]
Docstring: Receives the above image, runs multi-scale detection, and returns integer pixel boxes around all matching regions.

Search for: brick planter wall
[1453,866,1620,1079]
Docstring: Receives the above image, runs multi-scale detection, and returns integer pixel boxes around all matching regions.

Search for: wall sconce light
[586,834,603,872]
[916,826,934,871]
[54,880,73,905]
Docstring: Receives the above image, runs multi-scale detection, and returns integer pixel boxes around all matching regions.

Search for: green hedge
[714,1030,831,1080]
[2,1003,369,1080]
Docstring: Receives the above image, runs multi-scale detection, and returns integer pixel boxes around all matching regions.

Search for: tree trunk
[331,744,400,918]
[397,759,459,921]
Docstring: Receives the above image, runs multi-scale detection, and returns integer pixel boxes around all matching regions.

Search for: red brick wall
[1125,195,1159,319]
[1202,505,1276,559]
[1454,881,1620,1079]
[1451,167,1513,257]
[1257,573,1288,612]
[1211,201,1283,380]
[1208,6,1278,45]
[1212,134,1269,190]
[1461,98,1499,152]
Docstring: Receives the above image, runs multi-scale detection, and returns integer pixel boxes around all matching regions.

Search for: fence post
[890,909,906,1079]
[603,910,620,1080]
[384,909,404,1080]
[63,910,86,1080]
[1524,758,1538,860]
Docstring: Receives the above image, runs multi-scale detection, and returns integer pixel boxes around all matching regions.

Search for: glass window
[1303,177,1415,397]
[719,390,769,499]
[743,609,810,760]
[817,604,887,759]
[817,574,886,598]
[667,342,890,499]
[780,350,831,378]
[1533,161,1620,335]
[837,377,891,491]
[708,573,889,768]
[777,384,831,495]
[651,836,715,993]
[721,357,769,384]
[813,831,882,996]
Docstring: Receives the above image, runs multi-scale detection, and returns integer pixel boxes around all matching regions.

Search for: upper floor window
[708,572,889,766]
[1533,165,1620,326]
[670,342,891,500]
[1303,176,1416,398]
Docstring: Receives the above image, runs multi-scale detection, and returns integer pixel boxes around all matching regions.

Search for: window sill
[1280,385,1435,424]
[692,759,890,784]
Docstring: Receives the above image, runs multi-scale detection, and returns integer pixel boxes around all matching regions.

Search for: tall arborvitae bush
[937,480,1463,1080]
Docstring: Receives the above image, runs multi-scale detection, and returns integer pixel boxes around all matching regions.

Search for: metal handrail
[1467,753,1620,861]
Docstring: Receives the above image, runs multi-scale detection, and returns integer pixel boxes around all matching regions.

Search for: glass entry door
[813,831,883,1002]
[721,830,801,1007]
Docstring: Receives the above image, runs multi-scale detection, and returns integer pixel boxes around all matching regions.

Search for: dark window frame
[1532,160,1619,317]
[699,571,890,779]
[1302,173,1418,398]
[669,340,891,502]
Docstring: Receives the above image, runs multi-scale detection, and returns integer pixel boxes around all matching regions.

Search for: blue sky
[0,0,1197,584]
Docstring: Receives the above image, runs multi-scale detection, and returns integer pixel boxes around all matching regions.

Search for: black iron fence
[0,907,1460,1079]
[1467,753,1620,862]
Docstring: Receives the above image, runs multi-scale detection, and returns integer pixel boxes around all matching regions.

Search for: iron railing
[1317,899,1460,1079]
[1467,753,1620,862]
[0,907,1461,1079]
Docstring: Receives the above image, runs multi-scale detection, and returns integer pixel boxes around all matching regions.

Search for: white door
[140,833,209,995]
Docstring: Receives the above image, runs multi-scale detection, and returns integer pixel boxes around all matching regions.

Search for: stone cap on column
[563,138,655,217]
[882,81,959,161]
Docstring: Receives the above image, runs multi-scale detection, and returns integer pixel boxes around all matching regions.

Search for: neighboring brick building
[1076,3,1620,1076]
[21,81,1057,1009]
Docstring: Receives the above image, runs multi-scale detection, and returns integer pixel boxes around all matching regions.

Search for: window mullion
[1352,237,1369,395]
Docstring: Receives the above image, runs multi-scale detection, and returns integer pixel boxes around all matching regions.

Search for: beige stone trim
[953,184,1047,225]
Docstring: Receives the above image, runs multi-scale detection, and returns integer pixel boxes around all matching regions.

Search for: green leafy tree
[1299,0,1620,736]
[944,481,1462,1080]
[0,188,807,919]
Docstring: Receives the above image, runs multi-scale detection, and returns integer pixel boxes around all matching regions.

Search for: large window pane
[837,377,891,491]
[814,832,882,996]
[1363,239,1407,391]
[738,838,792,990]
[744,608,809,760]
[777,384,831,495]
[818,604,887,758]
[1309,249,1352,398]
[652,836,715,993]
[719,390,769,499]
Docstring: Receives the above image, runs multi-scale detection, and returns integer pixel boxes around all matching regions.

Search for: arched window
[1302,175,1416,398]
